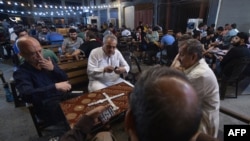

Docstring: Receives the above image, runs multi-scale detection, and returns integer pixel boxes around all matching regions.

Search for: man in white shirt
[121,25,131,36]
[87,34,130,92]
[178,39,220,138]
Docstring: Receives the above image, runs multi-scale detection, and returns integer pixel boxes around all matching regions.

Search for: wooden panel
[67,70,87,79]
[69,76,88,86]
[58,60,88,70]
[134,7,153,28]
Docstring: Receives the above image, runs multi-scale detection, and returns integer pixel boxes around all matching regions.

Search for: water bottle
[58,47,63,56]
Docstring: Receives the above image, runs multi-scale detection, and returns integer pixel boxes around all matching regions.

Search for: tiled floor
[0,59,250,141]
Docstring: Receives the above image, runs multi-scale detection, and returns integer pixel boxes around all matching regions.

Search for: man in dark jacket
[79,30,102,58]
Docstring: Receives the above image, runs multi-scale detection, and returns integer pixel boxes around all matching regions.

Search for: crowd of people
[2,18,250,141]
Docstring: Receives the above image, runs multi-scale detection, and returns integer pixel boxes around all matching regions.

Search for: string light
[0,0,121,17]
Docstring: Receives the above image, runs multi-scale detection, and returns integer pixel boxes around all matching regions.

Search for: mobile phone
[98,106,115,123]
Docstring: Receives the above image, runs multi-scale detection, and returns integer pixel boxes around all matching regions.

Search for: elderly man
[60,66,218,141]
[87,34,130,92]
[14,36,73,125]
[178,39,220,137]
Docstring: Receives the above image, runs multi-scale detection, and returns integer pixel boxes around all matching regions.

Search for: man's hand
[114,67,126,74]
[38,57,54,71]
[104,66,115,73]
[55,81,72,92]
[86,105,110,124]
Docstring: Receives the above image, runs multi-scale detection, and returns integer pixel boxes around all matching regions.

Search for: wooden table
[60,82,133,128]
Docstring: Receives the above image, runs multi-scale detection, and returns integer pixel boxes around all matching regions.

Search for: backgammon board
[60,82,133,128]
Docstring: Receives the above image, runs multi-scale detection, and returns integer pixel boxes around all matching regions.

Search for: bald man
[60,66,218,141]
[126,66,218,141]
[13,36,72,126]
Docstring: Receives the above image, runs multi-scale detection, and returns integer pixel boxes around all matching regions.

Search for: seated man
[46,27,64,45]
[13,28,59,66]
[62,28,83,60]
[219,32,250,77]
[178,39,220,137]
[79,30,102,58]
[87,34,130,92]
[60,66,218,141]
[14,36,74,126]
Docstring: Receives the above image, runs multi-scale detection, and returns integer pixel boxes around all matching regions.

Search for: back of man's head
[127,65,202,141]
[86,31,96,40]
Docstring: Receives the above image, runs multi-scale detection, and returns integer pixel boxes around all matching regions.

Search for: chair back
[222,57,250,82]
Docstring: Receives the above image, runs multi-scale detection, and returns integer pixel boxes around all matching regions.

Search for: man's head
[17,36,44,66]
[102,34,117,56]
[178,39,203,69]
[15,28,28,38]
[216,26,224,35]
[125,65,201,141]
[85,30,96,41]
[41,26,48,34]
[231,32,249,46]
[68,28,78,40]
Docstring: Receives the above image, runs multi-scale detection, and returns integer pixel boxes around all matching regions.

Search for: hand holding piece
[85,105,110,124]
[104,66,115,73]
[55,81,71,92]
[114,66,125,74]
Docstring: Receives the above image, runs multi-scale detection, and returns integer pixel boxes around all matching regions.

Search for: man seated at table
[13,28,59,67]
[178,39,220,137]
[79,30,102,58]
[87,34,130,92]
[46,27,64,45]
[218,32,250,77]
[60,66,218,141]
[62,28,84,60]
[14,36,77,126]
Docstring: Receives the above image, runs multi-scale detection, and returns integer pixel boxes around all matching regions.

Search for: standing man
[62,28,83,60]
[14,36,72,126]
[178,39,220,137]
[87,34,130,92]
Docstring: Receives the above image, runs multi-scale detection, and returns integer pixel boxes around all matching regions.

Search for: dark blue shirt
[13,61,68,122]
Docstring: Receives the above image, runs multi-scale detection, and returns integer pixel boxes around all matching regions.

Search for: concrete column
[29,0,39,22]
[118,3,122,28]
[61,0,68,24]
[153,0,158,26]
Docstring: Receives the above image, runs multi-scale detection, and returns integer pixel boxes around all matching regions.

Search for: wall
[124,6,135,29]
[216,0,250,32]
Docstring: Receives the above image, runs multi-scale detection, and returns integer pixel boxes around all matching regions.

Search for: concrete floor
[1,59,250,141]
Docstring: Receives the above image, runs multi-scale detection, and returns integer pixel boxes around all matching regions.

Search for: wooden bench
[56,28,69,37]
[58,59,88,89]
[42,44,61,55]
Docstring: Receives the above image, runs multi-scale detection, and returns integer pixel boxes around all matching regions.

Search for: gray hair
[103,34,117,44]
[184,39,203,59]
